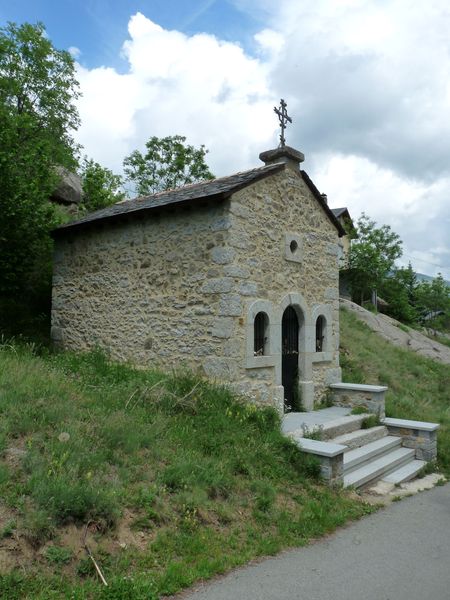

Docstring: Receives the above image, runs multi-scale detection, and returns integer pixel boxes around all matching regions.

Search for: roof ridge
[120,162,282,205]
[52,162,285,236]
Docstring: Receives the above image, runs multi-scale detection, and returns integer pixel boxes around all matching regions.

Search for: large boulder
[50,166,83,205]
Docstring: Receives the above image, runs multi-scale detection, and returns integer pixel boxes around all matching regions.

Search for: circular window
[290,240,298,253]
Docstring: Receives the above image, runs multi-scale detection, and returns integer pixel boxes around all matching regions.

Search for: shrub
[161,459,232,499]
[251,480,276,513]
[23,509,55,547]
[45,545,73,565]
[29,474,119,528]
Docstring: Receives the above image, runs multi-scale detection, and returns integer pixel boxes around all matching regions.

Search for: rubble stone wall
[52,165,341,410]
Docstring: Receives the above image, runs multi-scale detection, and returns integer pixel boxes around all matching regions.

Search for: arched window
[316,315,326,352]
[254,312,269,356]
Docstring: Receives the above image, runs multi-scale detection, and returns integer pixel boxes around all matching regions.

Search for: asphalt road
[181,484,450,600]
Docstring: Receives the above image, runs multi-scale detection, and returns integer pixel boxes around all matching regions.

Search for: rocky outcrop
[50,166,83,205]
[341,297,450,364]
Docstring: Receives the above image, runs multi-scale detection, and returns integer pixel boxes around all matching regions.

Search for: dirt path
[341,298,450,365]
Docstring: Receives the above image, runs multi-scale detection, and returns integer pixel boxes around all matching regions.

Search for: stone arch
[245,299,276,369]
[311,304,333,361]
[276,293,314,410]
[254,311,269,356]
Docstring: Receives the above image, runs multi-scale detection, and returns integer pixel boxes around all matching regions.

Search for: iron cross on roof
[274,99,292,148]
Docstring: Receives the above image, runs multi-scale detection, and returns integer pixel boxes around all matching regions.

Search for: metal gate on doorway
[281,306,300,412]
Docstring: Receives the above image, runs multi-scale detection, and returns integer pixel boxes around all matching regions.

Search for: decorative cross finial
[274,98,292,148]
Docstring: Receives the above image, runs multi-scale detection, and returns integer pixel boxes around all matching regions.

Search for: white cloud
[68,46,81,59]
[74,4,450,278]
[314,154,450,278]
[75,12,276,176]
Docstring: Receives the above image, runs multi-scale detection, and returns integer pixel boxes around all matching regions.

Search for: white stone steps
[381,460,427,485]
[344,447,415,489]
[333,426,387,450]
[343,436,402,473]
[284,414,371,442]
[319,415,371,440]
[283,407,437,489]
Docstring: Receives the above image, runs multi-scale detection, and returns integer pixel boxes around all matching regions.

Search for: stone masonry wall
[52,202,239,373]
[52,164,341,410]
[223,167,341,409]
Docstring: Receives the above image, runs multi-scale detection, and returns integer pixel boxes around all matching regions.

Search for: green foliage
[416,273,450,330]
[0,22,79,295]
[301,425,323,440]
[23,509,55,547]
[123,135,214,195]
[380,265,419,323]
[0,22,80,341]
[0,520,16,539]
[251,480,276,513]
[79,157,124,212]
[45,545,73,565]
[361,415,379,429]
[347,213,402,305]
[28,473,119,527]
[161,458,232,499]
[350,406,369,415]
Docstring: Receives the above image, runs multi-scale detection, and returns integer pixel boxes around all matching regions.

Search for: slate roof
[53,161,345,237]
[331,207,348,219]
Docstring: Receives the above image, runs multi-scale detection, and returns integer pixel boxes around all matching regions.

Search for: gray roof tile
[53,161,345,237]
[53,163,284,235]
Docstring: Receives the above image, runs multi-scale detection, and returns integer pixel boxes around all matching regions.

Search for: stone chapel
[51,144,346,413]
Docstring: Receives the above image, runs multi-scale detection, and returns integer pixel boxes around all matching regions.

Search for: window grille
[254,312,268,356]
[316,316,325,352]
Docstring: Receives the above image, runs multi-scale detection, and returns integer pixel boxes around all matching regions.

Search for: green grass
[340,307,450,476]
[435,334,450,349]
[360,415,380,429]
[350,406,369,415]
[0,342,373,598]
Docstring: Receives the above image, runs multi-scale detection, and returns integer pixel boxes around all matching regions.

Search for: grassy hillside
[0,308,448,598]
[0,344,370,599]
[340,307,450,476]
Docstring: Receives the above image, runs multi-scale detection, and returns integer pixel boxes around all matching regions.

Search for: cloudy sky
[2,0,450,278]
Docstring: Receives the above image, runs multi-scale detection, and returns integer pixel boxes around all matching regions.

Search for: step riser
[321,415,370,440]
[344,437,402,474]
[344,449,415,489]
[333,426,387,450]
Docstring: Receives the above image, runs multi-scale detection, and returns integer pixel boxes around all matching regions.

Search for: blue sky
[1,1,450,278]
[0,1,261,69]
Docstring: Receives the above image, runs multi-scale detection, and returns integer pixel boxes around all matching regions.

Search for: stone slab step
[344,447,415,489]
[332,426,387,450]
[344,436,402,473]
[317,415,373,441]
[381,460,427,484]
[283,413,370,441]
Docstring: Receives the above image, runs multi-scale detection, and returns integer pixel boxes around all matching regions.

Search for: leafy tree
[79,157,124,212]
[380,265,418,323]
[123,135,214,196]
[347,214,403,306]
[0,22,80,335]
[415,274,450,330]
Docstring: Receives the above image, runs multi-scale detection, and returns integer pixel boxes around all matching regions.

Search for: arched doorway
[282,306,299,411]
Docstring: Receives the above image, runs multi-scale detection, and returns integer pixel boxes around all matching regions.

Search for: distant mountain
[415,272,450,286]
